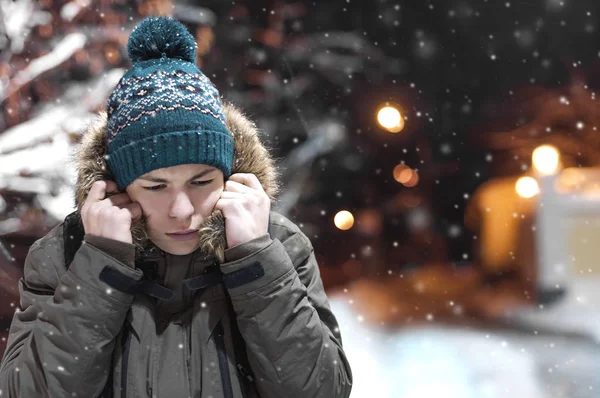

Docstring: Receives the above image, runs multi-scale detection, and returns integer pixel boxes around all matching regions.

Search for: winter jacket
[0,103,353,397]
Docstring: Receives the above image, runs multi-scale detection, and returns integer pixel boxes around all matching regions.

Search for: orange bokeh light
[393,164,419,187]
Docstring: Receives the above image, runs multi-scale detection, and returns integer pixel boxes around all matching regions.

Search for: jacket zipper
[121,327,133,398]
[214,320,234,398]
[183,318,193,396]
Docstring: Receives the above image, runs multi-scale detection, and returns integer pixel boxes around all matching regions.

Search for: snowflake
[448,225,462,237]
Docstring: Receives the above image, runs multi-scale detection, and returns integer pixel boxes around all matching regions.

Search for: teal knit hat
[105,16,234,190]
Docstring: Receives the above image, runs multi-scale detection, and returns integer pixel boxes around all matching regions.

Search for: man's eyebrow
[139,168,216,183]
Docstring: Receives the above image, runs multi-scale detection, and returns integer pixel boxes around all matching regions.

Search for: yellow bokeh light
[377,106,405,133]
[515,176,539,198]
[334,210,355,230]
[532,145,560,175]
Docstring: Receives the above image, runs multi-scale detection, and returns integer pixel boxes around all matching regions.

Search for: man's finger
[224,180,253,193]
[228,173,264,192]
[220,191,243,199]
[214,197,234,211]
[87,180,119,203]
[105,193,132,207]
[105,180,118,194]
[87,181,108,203]
[121,202,143,219]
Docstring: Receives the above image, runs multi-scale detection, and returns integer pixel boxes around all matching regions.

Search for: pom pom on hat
[127,16,197,64]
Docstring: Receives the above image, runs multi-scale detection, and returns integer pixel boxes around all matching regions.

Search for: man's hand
[214,173,270,249]
[81,180,142,244]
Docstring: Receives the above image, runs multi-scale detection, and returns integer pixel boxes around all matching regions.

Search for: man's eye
[192,180,213,186]
[142,184,166,191]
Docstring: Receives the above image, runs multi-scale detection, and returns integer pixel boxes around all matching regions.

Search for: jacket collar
[137,247,219,325]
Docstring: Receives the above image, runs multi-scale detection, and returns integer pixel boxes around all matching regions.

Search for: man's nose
[169,191,194,219]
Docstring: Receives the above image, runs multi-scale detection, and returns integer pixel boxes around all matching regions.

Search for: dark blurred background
[4,0,600,396]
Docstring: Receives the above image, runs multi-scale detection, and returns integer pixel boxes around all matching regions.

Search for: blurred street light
[532,145,560,175]
[515,176,539,198]
[393,164,418,187]
[377,105,405,133]
[393,164,408,182]
[334,210,355,230]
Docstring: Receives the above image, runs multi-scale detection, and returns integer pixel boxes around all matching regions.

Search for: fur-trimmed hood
[72,102,280,263]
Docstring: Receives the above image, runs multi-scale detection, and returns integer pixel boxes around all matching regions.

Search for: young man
[0,16,352,398]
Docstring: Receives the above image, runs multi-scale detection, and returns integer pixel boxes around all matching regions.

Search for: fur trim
[73,102,280,262]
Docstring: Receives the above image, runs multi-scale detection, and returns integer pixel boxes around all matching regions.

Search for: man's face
[126,163,224,255]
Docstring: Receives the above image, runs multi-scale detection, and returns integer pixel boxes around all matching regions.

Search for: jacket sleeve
[0,234,143,398]
[220,216,353,398]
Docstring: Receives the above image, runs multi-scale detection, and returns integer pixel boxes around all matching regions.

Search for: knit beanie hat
[104,16,234,190]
